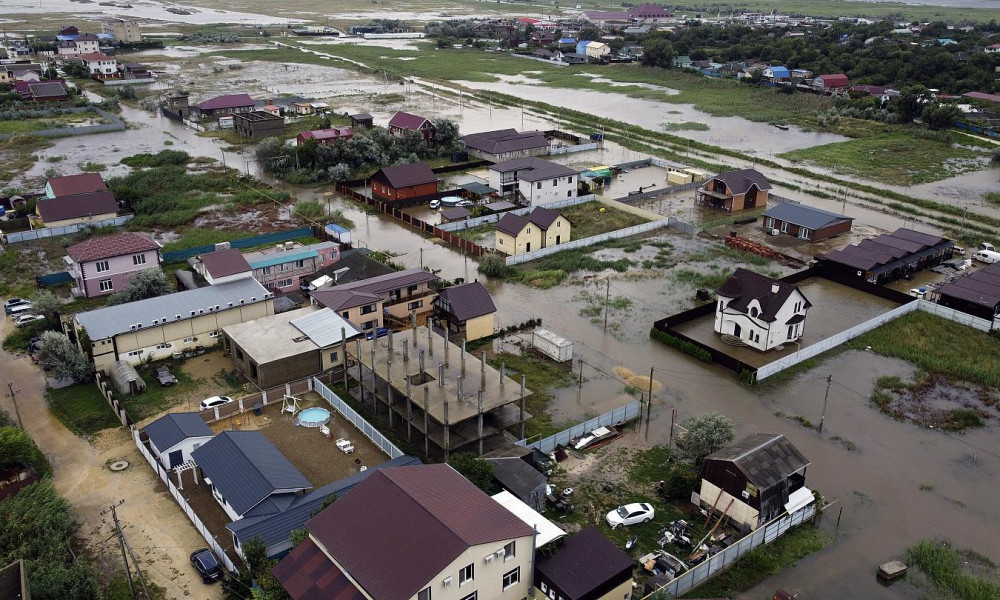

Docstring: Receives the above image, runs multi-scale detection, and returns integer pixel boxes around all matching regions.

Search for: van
[973,250,1000,264]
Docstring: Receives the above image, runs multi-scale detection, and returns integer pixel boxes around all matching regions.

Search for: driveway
[0,318,222,600]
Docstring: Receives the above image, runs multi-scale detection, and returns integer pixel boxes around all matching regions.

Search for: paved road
[0,318,221,600]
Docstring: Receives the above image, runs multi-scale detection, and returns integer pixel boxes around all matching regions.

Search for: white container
[531,328,573,362]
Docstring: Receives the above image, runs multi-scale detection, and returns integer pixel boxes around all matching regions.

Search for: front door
[556,235,561,245]
[525,242,531,252]
[733,323,742,337]
[168,449,183,468]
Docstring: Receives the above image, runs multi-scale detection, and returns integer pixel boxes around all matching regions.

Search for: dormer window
[749,306,759,318]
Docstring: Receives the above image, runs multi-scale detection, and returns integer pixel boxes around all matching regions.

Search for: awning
[460,182,497,196]
[492,490,565,547]
[784,486,815,514]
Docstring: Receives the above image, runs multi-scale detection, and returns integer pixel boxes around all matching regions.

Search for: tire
[612,523,620,530]
[644,516,652,523]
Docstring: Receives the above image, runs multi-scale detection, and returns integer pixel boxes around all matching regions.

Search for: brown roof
[199,248,251,278]
[311,288,382,311]
[527,206,562,230]
[435,281,496,321]
[47,172,108,197]
[715,268,810,323]
[439,206,472,220]
[36,191,118,223]
[334,268,439,296]
[304,464,532,599]
[708,168,771,196]
[372,162,437,189]
[67,232,159,263]
[496,212,530,236]
[273,538,366,600]
[536,527,634,599]
[388,111,431,131]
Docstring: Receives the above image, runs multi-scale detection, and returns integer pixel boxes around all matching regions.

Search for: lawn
[560,201,650,239]
[46,383,121,437]
[907,539,1000,600]
[487,351,574,440]
[0,111,108,135]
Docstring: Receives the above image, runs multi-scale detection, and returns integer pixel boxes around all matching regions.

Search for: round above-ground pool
[297,407,331,427]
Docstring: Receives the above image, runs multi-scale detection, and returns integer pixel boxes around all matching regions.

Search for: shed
[110,361,145,395]
[439,206,472,223]
[144,412,215,470]
[492,490,565,548]
[535,527,634,600]
[486,457,547,511]
[348,112,374,128]
[762,202,854,242]
[531,328,573,362]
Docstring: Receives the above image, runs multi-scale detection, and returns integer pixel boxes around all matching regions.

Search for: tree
[447,453,495,493]
[920,103,962,130]
[223,537,289,600]
[62,62,89,79]
[681,412,735,464]
[432,118,461,153]
[106,269,172,306]
[29,290,61,323]
[641,37,676,69]
[36,331,92,383]
[0,427,51,475]
[477,253,511,278]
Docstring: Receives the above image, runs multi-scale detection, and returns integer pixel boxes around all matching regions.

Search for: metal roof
[496,211,531,236]
[310,288,382,312]
[492,490,565,547]
[144,412,213,452]
[489,157,578,182]
[197,93,254,110]
[707,168,772,195]
[535,527,633,598]
[388,111,431,130]
[461,129,549,155]
[486,457,546,499]
[372,162,437,189]
[75,278,270,340]
[191,430,312,517]
[334,268,439,295]
[291,308,360,348]
[704,433,810,491]
[248,249,318,270]
[199,248,251,278]
[435,281,497,321]
[67,232,160,263]
[938,263,1000,308]
[763,202,853,231]
[36,191,117,223]
[461,182,497,196]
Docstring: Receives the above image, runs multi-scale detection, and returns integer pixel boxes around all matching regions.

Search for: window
[536,182,542,189]
[132,254,146,266]
[418,587,431,600]
[127,350,142,357]
[765,217,774,228]
[295,259,305,268]
[541,583,548,593]
[787,325,795,339]
[329,351,339,363]
[342,311,350,318]
[526,227,531,234]
[780,222,790,233]
[502,567,519,590]
[749,306,758,318]
[499,238,503,245]
[407,284,419,294]
[556,221,560,228]
[278,278,293,288]
[361,303,377,315]
[99,279,113,292]
[567,176,573,183]
[362,319,378,331]
[459,563,474,586]
[155,343,171,350]
[262,266,271,275]
[503,541,515,560]
[460,594,477,600]
[552,179,557,187]
[183,336,195,343]
[407,300,423,310]
[95,260,110,272]
[209,330,221,338]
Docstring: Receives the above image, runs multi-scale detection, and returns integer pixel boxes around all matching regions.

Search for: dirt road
[0,318,221,600]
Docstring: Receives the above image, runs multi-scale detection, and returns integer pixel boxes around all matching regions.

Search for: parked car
[456,200,474,207]
[200,395,233,410]
[429,198,441,210]
[606,502,654,529]
[155,366,178,386]
[189,548,224,583]
[6,303,35,317]
[365,327,391,341]
[4,298,31,314]
[13,314,45,328]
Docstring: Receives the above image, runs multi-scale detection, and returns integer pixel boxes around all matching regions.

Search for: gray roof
[486,457,546,499]
[439,207,471,220]
[461,129,549,156]
[536,527,634,599]
[144,412,213,452]
[763,202,853,231]
[435,281,497,321]
[191,430,312,517]
[291,308,360,347]
[460,182,498,196]
[716,268,810,323]
[489,157,578,182]
[313,248,395,285]
[227,455,422,550]
[334,268,439,295]
[75,278,270,340]
[705,433,810,490]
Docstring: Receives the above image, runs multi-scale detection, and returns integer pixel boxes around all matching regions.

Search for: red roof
[196,93,255,111]
[67,232,159,263]
[79,52,114,61]
[963,91,1000,103]
[47,172,108,197]
[817,74,849,87]
[387,111,431,131]
[273,538,366,600]
[298,127,354,142]
[36,191,118,223]
[198,248,251,278]
[372,162,437,189]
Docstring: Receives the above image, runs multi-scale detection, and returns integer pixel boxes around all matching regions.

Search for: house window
[503,541,515,560]
[127,350,142,357]
[541,583,548,593]
[552,179,557,187]
[460,594,477,600]
[780,222,789,233]
[749,306,758,318]
[362,319,378,331]
[361,304,377,315]
[567,176,573,183]
[99,279,113,292]
[278,278,293,288]
[295,259,305,268]
[459,563,474,586]
[407,284,419,294]
[329,351,339,363]
[209,330,221,338]
[526,228,531,234]
[556,221,560,228]
[567,191,572,197]
[536,182,542,189]
[788,325,795,339]
[262,266,271,275]
[765,217,774,228]
[499,238,503,245]
[502,567,520,590]
[407,300,423,310]
[95,260,110,272]
[417,588,431,600]
[799,228,812,240]
[133,254,146,265]
[184,336,195,343]
[342,311,350,318]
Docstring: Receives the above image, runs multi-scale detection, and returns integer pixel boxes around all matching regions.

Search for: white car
[13,314,45,327]
[606,502,655,529]
[200,395,234,410]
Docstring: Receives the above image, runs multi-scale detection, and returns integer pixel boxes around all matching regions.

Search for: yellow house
[310,288,386,332]
[495,206,572,256]
[35,191,119,228]
[433,281,497,341]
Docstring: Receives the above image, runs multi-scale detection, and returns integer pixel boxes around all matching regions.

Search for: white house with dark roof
[191,247,253,285]
[489,158,579,205]
[143,412,214,470]
[714,268,811,351]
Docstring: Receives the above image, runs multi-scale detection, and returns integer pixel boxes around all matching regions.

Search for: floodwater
[0,0,298,24]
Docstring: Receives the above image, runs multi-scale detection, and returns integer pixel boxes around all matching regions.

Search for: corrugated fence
[3,215,134,244]
[516,401,639,454]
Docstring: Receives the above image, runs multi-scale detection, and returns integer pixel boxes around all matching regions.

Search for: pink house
[241,241,340,293]
[65,232,162,298]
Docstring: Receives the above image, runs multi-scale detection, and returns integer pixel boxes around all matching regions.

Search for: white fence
[3,215,133,243]
[549,142,600,155]
[436,195,596,233]
[131,429,238,573]
[516,401,639,454]
[648,502,817,598]
[917,299,994,332]
[313,378,404,459]
[505,219,671,266]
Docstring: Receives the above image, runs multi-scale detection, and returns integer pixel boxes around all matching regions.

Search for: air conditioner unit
[770,228,779,236]
[496,549,506,559]
[484,555,495,565]
[442,577,453,588]
[741,490,751,499]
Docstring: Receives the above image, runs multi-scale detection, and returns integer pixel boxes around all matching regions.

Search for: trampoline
[297,407,331,428]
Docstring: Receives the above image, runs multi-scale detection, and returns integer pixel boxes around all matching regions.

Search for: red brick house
[370,162,438,202]
[387,111,436,143]
[296,127,354,146]
[762,202,854,242]
[813,74,850,92]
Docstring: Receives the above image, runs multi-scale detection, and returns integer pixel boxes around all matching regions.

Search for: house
[121,63,153,80]
[290,102,314,116]
[318,267,440,326]
[196,93,255,118]
[714,269,811,351]
[227,455,422,559]
[673,55,694,69]
[57,40,79,58]
[59,25,79,37]
[819,228,954,285]
[102,18,142,43]
[530,31,556,45]
[486,457,546,511]
[488,157,578,205]
[558,37,577,47]
[272,463,535,600]
[762,202,854,242]
[763,65,790,81]
[561,52,588,64]
[311,247,395,287]
[439,206,472,224]
[695,168,771,211]
[0,62,42,84]
[963,91,1000,105]
[495,206,572,255]
[79,52,117,76]
[433,281,497,341]
[583,12,631,28]
[191,431,312,522]
[73,277,274,372]
[348,112,374,128]
[45,172,107,199]
[296,127,354,146]
[461,129,550,162]
[261,101,282,117]
[813,73,850,91]
[535,527,634,600]
[35,190,119,228]
[192,247,253,285]
[242,241,340,293]
[985,43,1000,54]
[0,464,41,502]
[935,262,1000,321]
[233,111,284,139]
[583,41,611,60]
[65,232,162,298]
[222,306,360,388]
[697,433,812,532]
[143,412,214,470]
[850,84,886,97]
[791,68,813,78]
[310,288,384,331]
[13,80,68,102]
[370,162,438,202]
[631,3,671,20]
[72,33,100,55]
[387,110,436,142]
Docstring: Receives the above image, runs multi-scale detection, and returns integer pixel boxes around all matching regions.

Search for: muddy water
[0,0,298,24]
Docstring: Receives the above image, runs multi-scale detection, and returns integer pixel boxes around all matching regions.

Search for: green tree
[36,331,92,383]
[29,290,61,324]
[0,427,51,475]
[920,103,962,130]
[447,453,495,493]
[224,537,288,600]
[28,561,101,600]
[681,412,736,464]
[106,269,172,306]
[641,37,676,69]
[477,253,511,278]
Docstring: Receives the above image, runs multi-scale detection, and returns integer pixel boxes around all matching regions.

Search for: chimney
[771,283,780,294]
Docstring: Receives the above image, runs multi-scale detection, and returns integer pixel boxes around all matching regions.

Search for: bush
[293,200,325,219]
[120,149,191,168]
[477,253,512,278]
[650,328,712,363]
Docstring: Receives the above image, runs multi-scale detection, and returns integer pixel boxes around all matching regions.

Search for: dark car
[190,548,224,583]
[365,327,390,341]
[155,366,178,386]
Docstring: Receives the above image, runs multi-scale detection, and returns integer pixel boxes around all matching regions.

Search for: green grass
[662,121,711,132]
[0,135,51,182]
[455,224,494,243]
[907,540,1000,600]
[559,201,650,239]
[0,111,108,134]
[650,328,712,363]
[117,365,202,422]
[80,162,105,172]
[488,351,574,440]
[2,320,52,353]
[984,192,1000,207]
[673,267,730,290]
[46,384,121,437]
[850,312,1000,389]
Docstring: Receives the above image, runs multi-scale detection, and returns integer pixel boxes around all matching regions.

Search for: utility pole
[102,500,135,598]
[5,381,23,428]
[419,247,423,270]
[603,279,610,331]
[818,374,832,433]
[645,366,654,425]
[960,206,968,239]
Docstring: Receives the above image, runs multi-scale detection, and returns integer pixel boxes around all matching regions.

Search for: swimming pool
[297,407,331,428]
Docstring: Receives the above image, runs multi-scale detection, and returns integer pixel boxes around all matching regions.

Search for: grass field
[560,201,650,238]
[47,384,121,437]
[0,112,108,135]
[488,351,574,439]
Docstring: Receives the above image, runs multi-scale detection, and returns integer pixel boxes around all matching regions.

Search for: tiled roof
[388,110,431,130]
[704,433,810,490]
[144,412,213,452]
[67,232,159,263]
[435,281,496,321]
[272,538,367,600]
[763,202,853,231]
[716,268,810,323]
[198,248,251,279]
[299,127,354,141]
[196,93,254,111]
[79,52,114,61]
[708,168,771,195]
[333,268,439,296]
[36,191,118,223]
[527,206,562,229]
[489,157,578,182]
[536,527,634,599]
[47,172,107,197]
[373,162,437,189]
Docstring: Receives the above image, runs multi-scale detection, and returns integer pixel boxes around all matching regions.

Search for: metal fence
[436,195,597,233]
[649,502,817,598]
[3,215,133,243]
[313,378,404,459]
[549,142,600,155]
[516,401,639,454]
[505,219,671,266]
[160,227,315,262]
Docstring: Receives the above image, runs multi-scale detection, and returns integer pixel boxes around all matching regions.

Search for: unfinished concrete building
[346,325,531,459]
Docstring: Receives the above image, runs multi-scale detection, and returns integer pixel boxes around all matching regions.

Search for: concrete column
[481,350,487,388]
[444,327,450,368]
[439,363,445,387]
[412,312,418,344]
[461,339,466,376]
[386,358,394,428]
[477,389,484,456]
[419,350,425,381]
[406,377,413,442]
[500,363,505,385]
[340,327,347,388]
[443,399,450,461]
[427,326,434,357]
[370,344,377,415]
[423,387,430,457]
[356,339,364,404]
[520,374,527,440]
[402,339,409,362]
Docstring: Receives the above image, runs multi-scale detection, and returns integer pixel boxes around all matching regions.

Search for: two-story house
[72,33,100,55]
[322,268,440,326]
[65,232,162,298]
[80,52,118,76]
[388,110,436,143]
[273,463,535,600]
[310,288,385,331]
[433,281,498,341]
[714,268,811,351]
[242,241,340,293]
[495,206,572,255]
[695,168,771,212]
[45,172,108,199]
[488,157,578,205]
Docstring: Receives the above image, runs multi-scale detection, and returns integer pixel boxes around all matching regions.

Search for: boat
[573,426,618,450]
[877,560,907,581]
